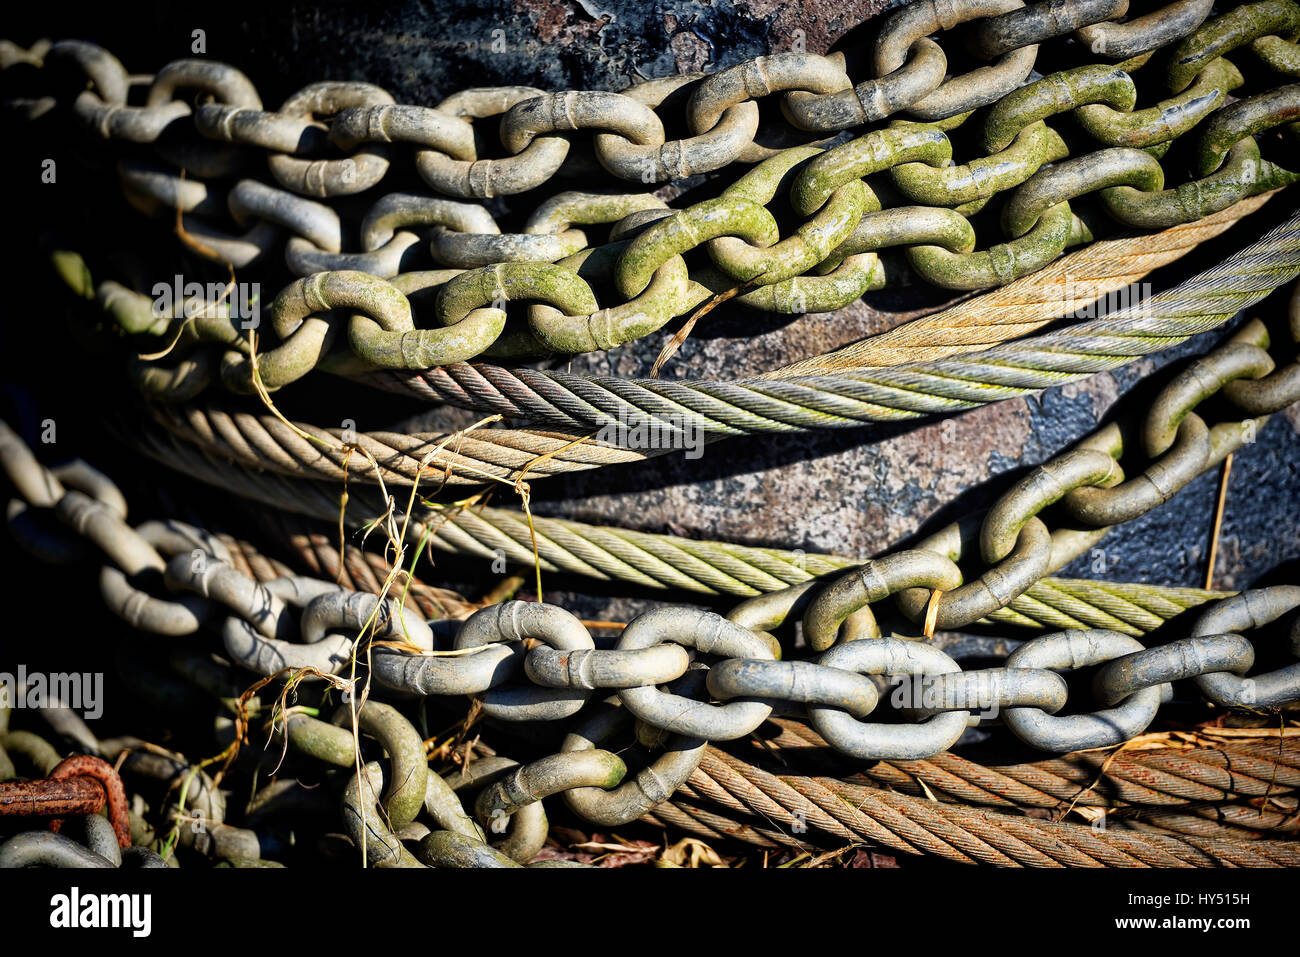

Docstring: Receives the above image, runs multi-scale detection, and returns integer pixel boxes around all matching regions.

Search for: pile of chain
[1,0,1299,871]
[2,0,1298,397]
[118,289,1299,632]
[2,376,1299,866]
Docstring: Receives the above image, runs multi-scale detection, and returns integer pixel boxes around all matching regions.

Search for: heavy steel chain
[3,410,1296,866]
[4,324,1299,786]
[774,307,1298,641]
[4,0,1298,395]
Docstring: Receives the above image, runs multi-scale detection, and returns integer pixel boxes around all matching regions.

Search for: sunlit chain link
[107,156,1294,396]
[100,137,1296,395]
[369,590,1300,765]
[4,3,1292,392]
[9,412,1292,795]
[266,586,1300,772]
[783,314,1300,641]
[14,0,1238,200]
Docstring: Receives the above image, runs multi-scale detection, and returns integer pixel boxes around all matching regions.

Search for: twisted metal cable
[769,193,1278,374]
[130,422,1225,633]
[663,746,1300,866]
[147,403,647,488]
[651,775,1299,853]
[768,718,1300,812]
[367,209,1300,434]
[659,721,1300,852]
[141,195,1284,491]
[100,189,1276,408]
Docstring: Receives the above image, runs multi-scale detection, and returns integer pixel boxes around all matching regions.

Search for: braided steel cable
[659,746,1300,866]
[985,577,1225,634]
[648,722,1300,854]
[5,3,1300,874]
[136,194,1283,492]
[769,193,1279,374]
[651,771,1299,853]
[162,427,1232,633]
[367,209,1300,434]
[17,4,1293,390]
[767,718,1300,811]
[129,421,1225,633]
[5,414,1296,867]
[130,304,1290,637]
[146,403,649,488]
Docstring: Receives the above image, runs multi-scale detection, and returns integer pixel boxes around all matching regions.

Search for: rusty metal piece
[0,775,105,820]
[46,755,131,848]
[0,755,131,849]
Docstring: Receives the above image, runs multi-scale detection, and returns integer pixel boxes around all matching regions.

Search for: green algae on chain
[528,243,700,353]
[1074,56,1244,148]
[1192,81,1300,175]
[353,270,508,368]
[724,252,890,313]
[888,120,1067,209]
[1166,0,1300,92]
[787,123,950,218]
[1252,33,1300,75]
[614,198,780,299]
[357,208,1300,435]
[1001,149,1165,238]
[1101,139,1297,228]
[981,63,1138,153]
[816,207,976,273]
[907,201,1076,290]
[708,179,870,286]
[705,145,869,286]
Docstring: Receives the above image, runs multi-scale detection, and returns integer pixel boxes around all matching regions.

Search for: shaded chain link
[6,417,1296,851]
[4,412,1297,794]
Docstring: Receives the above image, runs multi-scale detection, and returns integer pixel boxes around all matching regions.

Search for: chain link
[4,380,1298,779]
